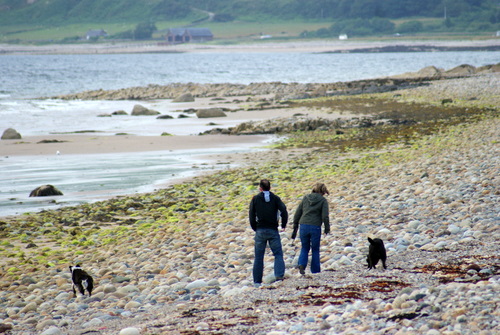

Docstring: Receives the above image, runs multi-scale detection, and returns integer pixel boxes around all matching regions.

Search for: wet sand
[0,96,352,157]
[0,134,271,156]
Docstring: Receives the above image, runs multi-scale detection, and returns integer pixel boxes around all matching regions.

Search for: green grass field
[0,19,494,44]
[0,19,330,43]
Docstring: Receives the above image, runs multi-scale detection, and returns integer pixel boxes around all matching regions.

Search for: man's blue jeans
[253,228,285,283]
[298,224,322,273]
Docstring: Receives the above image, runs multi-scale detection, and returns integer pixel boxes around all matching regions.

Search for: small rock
[157,115,173,119]
[82,318,104,328]
[39,327,62,335]
[131,104,159,116]
[186,279,208,290]
[196,108,226,118]
[172,93,194,102]
[119,327,141,335]
[0,324,13,333]
[103,284,117,293]
[195,322,209,330]
[20,301,37,313]
[125,301,141,309]
[36,319,57,330]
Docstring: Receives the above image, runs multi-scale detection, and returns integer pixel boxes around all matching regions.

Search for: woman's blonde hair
[312,183,329,195]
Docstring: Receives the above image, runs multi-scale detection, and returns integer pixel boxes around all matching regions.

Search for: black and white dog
[69,265,94,297]
[366,237,387,270]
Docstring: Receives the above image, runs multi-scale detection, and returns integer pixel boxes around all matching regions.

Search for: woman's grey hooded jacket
[292,193,330,234]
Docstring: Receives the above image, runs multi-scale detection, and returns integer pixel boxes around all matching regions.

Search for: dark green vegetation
[0,0,498,42]
[280,96,497,151]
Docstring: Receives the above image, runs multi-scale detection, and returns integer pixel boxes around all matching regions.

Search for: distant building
[339,34,348,40]
[86,29,107,40]
[166,28,213,44]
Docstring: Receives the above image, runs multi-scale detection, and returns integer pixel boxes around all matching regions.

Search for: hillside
[0,0,498,42]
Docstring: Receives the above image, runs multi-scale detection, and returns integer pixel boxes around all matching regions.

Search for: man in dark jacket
[249,179,288,286]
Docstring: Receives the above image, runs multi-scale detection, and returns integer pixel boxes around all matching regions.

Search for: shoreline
[0,134,272,156]
[0,95,359,157]
[0,72,498,334]
[1,73,497,218]
[1,38,499,55]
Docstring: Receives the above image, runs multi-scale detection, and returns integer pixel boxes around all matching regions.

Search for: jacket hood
[305,193,325,207]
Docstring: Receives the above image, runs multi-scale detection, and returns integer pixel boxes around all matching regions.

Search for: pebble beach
[0,73,498,335]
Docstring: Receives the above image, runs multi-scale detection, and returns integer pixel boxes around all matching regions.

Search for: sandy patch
[1,39,498,55]
[0,134,271,156]
[0,100,355,157]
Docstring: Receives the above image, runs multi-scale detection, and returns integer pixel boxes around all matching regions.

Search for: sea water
[1,51,498,216]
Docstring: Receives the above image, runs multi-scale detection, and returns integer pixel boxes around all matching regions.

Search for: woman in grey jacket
[292,183,330,274]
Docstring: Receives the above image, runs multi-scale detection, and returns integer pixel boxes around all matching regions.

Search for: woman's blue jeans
[298,224,322,273]
[253,228,285,283]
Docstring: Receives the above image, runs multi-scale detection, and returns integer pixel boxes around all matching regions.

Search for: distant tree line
[189,0,498,24]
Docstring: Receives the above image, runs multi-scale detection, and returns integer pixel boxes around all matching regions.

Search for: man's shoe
[299,265,305,275]
[275,276,284,281]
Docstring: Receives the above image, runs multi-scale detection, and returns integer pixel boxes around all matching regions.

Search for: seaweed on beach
[276,96,497,152]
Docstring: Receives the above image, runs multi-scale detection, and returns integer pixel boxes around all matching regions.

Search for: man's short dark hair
[259,179,271,191]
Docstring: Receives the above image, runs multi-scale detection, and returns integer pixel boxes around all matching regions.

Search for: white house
[86,29,107,40]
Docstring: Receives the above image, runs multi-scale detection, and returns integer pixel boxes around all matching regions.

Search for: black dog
[366,237,387,270]
[69,265,94,297]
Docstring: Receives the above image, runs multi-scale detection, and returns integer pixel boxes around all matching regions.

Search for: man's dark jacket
[249,191,288,231]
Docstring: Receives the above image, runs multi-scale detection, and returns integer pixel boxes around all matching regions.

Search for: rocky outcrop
[321,44,500,53]
[199,116,379,135]
[49,80,422,101]
[390,63,500,80]
[196,108,226,118]
[1,128,22,140]
[48,64,499,102]
[131,104,160,116]
[445,64,477,76]
[29,185,64,197]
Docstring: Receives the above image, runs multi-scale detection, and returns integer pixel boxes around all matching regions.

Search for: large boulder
[390,66,443,79]
[131,104,160,116]
[1,128,22,140]
[444,64,476,77]
[476,63,500,74]
[415,66,443,78]
[172,93,195,102]
[29,185,64,197]
[196,108,226,118]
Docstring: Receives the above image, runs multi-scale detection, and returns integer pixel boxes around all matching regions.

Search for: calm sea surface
[2,51,499,98]
[1,51,498,216]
